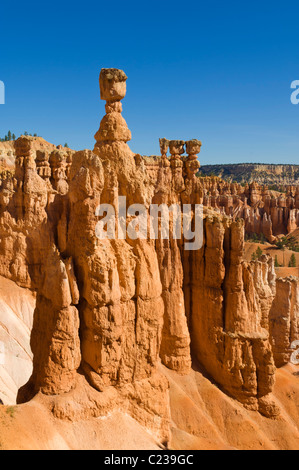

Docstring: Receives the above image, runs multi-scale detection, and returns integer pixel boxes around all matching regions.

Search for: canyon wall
[2,143,299,243]
[146,160,299,241]
[0,69,298,444]
[199,163,299,186]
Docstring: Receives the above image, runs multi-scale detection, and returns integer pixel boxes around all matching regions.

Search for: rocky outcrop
[199,163,299,186]
[10,69,170,443]
[182,217,278,416]
[0,69,298,445]
[270,276,299,367]
[0,276,35,404]
[144,157,299,241]
[201,176,299,240]
[0,143,15,171]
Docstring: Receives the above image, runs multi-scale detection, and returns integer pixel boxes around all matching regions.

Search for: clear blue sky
[0,0,299,165]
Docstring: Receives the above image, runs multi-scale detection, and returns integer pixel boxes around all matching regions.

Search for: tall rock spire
[93,68,152,206]
[94,68,131,148]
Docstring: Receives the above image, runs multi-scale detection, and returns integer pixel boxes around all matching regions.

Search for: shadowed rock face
[0,69,298,443]
[270,277,299,367]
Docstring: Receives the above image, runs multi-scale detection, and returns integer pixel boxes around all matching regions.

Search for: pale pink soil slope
[0,276,35,404]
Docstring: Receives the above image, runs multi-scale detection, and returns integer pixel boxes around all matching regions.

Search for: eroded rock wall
[270,277,299,367]
[145,161,299,241]
[182,217,277,415]
[0,69,298,443]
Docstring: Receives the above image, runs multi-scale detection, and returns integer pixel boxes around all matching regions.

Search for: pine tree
[12,134,16,141]
[256,246,263,258]
[289,253,297,268]
[7,130,12,141]
[274,255,279,268]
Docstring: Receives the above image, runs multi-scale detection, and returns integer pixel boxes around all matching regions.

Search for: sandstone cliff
[0,69,298,449]
[200,163,299,186]
[0,138,71,172]
[270,276,299,367]
[145,159,299,242]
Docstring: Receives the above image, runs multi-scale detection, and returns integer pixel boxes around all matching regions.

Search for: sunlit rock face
[0,69,298,445]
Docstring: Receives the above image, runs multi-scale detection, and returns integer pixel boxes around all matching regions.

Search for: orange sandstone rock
[0,69,298,448]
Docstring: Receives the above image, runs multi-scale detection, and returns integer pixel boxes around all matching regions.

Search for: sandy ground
[0,363,298,450]
[0,402,161,450]
[165,363,299,450]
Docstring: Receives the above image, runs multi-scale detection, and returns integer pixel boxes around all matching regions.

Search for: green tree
[274,255,279,268]
[276,237,288,250]
[64,143,69,148]
[260,233,266,244]
[289,254,297,268]
[256,246,263,258]
[7,130,12,141]
[12,133,16,141]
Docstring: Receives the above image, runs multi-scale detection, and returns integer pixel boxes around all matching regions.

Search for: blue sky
[0,0,299,165]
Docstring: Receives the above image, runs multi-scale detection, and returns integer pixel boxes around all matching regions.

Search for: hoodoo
[0,69,298,450]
